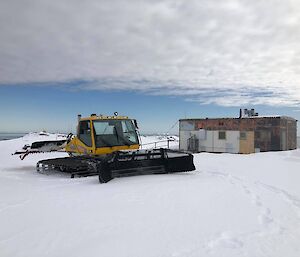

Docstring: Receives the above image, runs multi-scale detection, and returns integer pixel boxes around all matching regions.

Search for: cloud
[0,0,299,107]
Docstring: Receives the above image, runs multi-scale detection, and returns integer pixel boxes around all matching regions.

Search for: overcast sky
[0,0,299,132]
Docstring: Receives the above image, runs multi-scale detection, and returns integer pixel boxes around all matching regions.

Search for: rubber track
[36,149,196,182]
[36,156,101,178]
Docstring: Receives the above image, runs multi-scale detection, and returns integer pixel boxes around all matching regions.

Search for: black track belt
[36,149,196,182]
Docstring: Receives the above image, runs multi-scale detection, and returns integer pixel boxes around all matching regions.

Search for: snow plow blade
[36,149,195,183]
[99,148,195,183]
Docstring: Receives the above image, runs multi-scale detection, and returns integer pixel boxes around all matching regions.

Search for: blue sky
[0,84,299,134]
[0,0,299,134]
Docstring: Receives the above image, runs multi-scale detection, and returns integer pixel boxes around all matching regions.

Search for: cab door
[75,120,94,154]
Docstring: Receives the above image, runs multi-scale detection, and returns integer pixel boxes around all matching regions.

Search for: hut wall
[197,130,239,153]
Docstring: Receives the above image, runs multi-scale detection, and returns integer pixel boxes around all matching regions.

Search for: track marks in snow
[170,233,245,257]
[202,169,290,252]
[258,208,274,226]
[255,181,300,217]
[240,184,275,228]
[207,232,244,249]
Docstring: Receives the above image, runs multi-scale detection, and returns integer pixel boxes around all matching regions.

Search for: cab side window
[78,121,92,147]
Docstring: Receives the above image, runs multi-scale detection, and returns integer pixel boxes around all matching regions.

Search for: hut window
[240,132,247,140]
[218,131,226,140]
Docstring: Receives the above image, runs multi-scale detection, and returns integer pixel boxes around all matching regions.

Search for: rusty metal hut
[179,109,297,154]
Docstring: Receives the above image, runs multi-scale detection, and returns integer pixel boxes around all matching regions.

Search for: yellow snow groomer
[14,114,195,183]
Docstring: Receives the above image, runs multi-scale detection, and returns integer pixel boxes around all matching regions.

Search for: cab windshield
[93,119,139,147]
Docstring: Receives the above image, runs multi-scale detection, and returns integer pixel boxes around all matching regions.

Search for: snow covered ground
[0,133,300,257]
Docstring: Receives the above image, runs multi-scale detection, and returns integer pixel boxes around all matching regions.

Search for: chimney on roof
[239,109,242,118]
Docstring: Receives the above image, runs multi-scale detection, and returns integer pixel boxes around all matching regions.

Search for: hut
[179,109,297,153]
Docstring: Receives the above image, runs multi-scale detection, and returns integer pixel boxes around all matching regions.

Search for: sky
[0,0,299,134]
